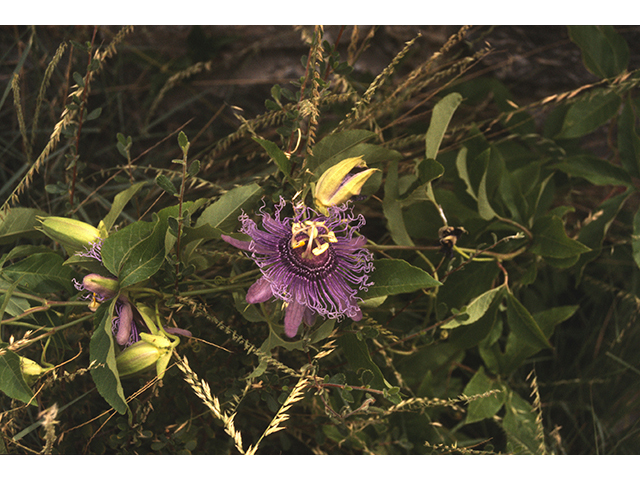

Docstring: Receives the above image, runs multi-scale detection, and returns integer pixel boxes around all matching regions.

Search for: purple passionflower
[222,197,374,338]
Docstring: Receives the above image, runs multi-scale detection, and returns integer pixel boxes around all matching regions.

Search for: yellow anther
[312,242,330,256]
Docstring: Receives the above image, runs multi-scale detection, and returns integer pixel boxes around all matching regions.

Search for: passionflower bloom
[222,197,374,338]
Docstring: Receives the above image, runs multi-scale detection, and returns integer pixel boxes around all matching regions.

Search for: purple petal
[221,234,252,251]
[348,306,363,322]
[246,277,274,304]
[284,301,305,338]
[114,298,133,346]
[303,308,316,327]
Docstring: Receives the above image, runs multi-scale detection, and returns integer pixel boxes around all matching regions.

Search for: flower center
[281,220,337,277]
[290,220,338,260]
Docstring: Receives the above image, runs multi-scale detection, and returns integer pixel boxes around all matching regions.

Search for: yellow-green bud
[314,156,379,214]
[115,341,162,377]
[116,332,178,378]
[37,216,101,254]
[20,356,46,385]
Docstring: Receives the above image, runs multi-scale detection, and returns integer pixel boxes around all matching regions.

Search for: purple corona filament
[222,197,374,338]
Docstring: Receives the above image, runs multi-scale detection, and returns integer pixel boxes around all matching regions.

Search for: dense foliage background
[1,25,640,454]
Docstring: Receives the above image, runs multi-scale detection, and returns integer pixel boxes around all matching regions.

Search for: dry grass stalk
[176,355,246,454]
[245,373,310,455]
[527,369,547,454]
[1,26,134,215]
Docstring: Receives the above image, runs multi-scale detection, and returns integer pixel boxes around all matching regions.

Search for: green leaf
[463,366,506,424]
[503,390,542,454]
[442,285,505,329]
[337,332,388,390]
[195,183,263,235]
[530,215,591,259]
[89,301,129,415]
[632,209,640,270]
[86,107,102,121]
[0,207,47,246]
[383,159,414,246]
[101,218,166,288]
[555,154,632,186]
[0,345,36,406]
[425,92,463,160]
[0,277,32,317]
[506,292,552,351]
[253,137,291,179]
[73,71,84,87]
[556,90,621,139]
[178,131,190,153]
[156,174,178,196]
[361,259,441,300]
[575,191,630,279]
[477,165,498,220]
[2,252,75,294]
[307,129,376,172]
[101,182,146,232]
[568,26,629,79]
[501,305,578,376]
[187,159,201,178]
[618,100,640,178]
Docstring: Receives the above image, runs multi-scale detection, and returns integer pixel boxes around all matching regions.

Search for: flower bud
[37,216,101,254]
[115,341,162,377]
[20,356,46,385]
[82,274,120,299]
[314,156,379,214]
[115,330,178,378]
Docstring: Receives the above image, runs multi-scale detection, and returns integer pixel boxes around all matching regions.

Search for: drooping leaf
[530,215,590,259]
[361,259,441,300]
[425,92,463,161]
[89,300,129,415]
[506,292,552,351]
[0,344,36,406]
